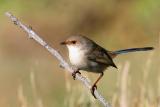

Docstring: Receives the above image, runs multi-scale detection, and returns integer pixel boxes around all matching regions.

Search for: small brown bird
[61,35,154,98]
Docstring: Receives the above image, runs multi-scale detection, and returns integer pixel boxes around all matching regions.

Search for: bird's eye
[72,40,77,44]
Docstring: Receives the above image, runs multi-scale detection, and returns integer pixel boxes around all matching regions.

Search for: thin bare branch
[5,12,111,107]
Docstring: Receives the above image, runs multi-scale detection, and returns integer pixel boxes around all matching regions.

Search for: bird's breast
[67,46,107,73]
[68,46,87,68]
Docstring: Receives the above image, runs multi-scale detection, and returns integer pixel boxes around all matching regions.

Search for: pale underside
[68,45,116,73]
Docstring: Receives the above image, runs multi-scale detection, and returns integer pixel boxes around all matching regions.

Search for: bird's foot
[90,84,97,99]
[72,70,81,80]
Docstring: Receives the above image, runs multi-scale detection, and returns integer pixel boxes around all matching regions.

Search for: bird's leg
[91,72,104,99]
[72,69,81,80]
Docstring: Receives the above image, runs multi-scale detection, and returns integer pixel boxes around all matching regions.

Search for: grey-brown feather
[87,44,117,73]
[65,35,117,73]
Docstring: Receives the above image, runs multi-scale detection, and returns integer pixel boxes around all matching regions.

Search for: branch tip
[5,12,11,17]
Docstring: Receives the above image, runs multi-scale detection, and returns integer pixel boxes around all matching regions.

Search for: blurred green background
[0,0,159,107]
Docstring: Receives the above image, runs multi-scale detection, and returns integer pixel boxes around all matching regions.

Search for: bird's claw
[91,84,97,99]
[72,70,81,80]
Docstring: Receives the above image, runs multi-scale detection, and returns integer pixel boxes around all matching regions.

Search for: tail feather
[112,47,154,55]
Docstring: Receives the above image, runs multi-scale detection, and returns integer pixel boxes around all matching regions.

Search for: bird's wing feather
[87,45,117,68]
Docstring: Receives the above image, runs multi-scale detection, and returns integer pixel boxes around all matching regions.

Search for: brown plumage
[61,35,154,98]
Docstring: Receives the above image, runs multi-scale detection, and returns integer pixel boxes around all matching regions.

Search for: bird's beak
[60,41,67,45]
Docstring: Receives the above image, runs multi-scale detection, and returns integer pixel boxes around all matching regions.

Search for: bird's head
[60,35,94,51]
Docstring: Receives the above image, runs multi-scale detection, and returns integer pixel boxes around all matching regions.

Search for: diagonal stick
[5,12,111,107]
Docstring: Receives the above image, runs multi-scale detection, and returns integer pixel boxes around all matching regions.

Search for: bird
[60,34,154,98]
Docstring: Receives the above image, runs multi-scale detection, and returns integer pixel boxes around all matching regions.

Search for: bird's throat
[68,46,86,67]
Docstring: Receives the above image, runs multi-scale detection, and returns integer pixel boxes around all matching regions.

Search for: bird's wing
[87,45,117,68]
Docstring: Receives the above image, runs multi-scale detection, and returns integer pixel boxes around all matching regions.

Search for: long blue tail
[112,47,154,55]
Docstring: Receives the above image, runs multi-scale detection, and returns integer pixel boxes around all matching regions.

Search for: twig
[5,12,111,107]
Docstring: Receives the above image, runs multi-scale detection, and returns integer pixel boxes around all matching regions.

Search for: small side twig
[5,12,111,107]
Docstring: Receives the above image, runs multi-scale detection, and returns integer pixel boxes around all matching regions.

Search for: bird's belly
[86,61,107,73]
[70,54,107,73]
[68,48,107,73]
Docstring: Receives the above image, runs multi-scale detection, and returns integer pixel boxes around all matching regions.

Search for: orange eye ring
[72,40,76,44]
